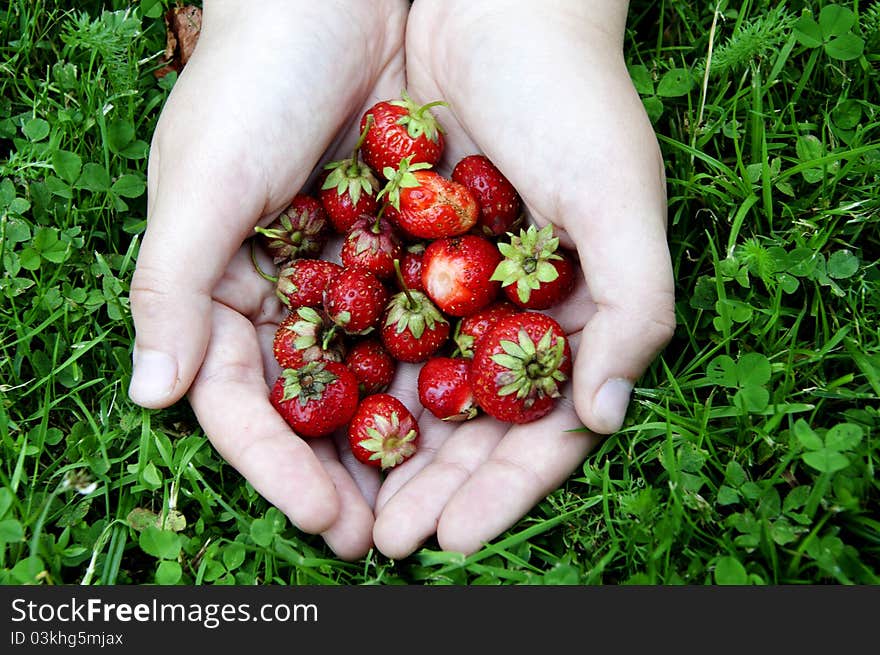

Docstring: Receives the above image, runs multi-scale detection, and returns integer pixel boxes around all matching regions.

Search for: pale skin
[128,0,675,560]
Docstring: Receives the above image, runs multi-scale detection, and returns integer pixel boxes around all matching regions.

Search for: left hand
[371,0,676,557]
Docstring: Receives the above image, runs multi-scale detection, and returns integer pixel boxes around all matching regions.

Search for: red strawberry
[394,169,479,239]
[380,265,450,363]
[273,307,345,369]
[451,154,523,237]
[490,224,576,310]
[319,120,381,233]
[344,339,397,396]
[470,312,572,424]
[399,242,426,292]
[453,300,519,358]
[339,214,403,281]
[323,265,389,335]
[275,259,342,310]
[418,357,478,421]
[270,360,360,438]
[348,393,420,470]
[421,234,502,317]
[254,194,330,265]
[360,90,446,175]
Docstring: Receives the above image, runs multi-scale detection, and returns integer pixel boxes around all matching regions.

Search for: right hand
[128,0,409,560]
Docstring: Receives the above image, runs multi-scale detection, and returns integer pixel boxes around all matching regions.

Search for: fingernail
[593,378,633,434]
[129,348,178,407]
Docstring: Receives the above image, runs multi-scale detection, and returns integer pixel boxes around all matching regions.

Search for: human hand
[371,0,676,557]
[128,0,409,560]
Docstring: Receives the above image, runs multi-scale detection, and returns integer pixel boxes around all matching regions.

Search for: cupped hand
[371,0,676,558]
[128,0,409,560]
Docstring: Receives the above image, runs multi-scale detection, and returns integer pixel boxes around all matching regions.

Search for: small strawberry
[324,265,389,335]
[254,194,330,265]
[470,311,572,424]
[273,307,345,369]
[392,169,479,239]
[339,214,403,281]
[418,357,478,421]
[319,118,381,233]
[348,393,420,470]
[381,262,450,363]
[421,234,502,317]
[451,154,523,237]
[360,90,446,175]
[490,224,576,310]
[399,241,426,293]
[344,339,397,396]
[275,259,342,310]
[453,300,519,358]
[270,360,360,438]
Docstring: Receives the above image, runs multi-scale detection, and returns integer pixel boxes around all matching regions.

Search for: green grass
[1,0,878,585]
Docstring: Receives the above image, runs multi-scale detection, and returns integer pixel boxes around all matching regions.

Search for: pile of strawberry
[257,91,577,472]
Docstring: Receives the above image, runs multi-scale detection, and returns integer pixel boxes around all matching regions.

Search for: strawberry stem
[351,114,374,164]
[392,258,415,307]
[321,324,337,352]
[249,240,278,283]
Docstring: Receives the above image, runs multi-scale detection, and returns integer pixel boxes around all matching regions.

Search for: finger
[372,416,507,559]
[188,301,340,535]
[436,388,598,556]
[310,438,376,561]
[562,117,676,435]
[333,430,382,510]
[373,411,457,512]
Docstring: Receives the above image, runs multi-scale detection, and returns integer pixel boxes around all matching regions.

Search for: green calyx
[490,326,568,407]
[280,360,339,406]
[321,115,378,205]
[390,89,447,143]
[384,289,446,340]
[490,224,563,304]
[377,155,432,210]
[254,204,325,261]
[358,411,418,470]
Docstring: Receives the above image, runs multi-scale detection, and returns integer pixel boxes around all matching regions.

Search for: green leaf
[706,355,737,387]
[769,518,801,546]
[656,68,694,97]
[793,419,823,450]
[11,556,45,584]
[802,449,850,473]
[0,519,24,543]
[139,526,182,560]
[0,488,13,518]
[818,5,855,38]
[627,64,654,95]
[155,560,182,585]
[44,175,73,199]
[825,422,862,452]
[736,352,771,387]
[793,14,823,47]
[642,96,664,124]
[827,250,858,279]
[76,163,111,192]
[106,119,135,153]
[831,100,862,130]
[725,460,747,487]
[52,149,82,184]
[250,517,276,547]
[734,385,769,412]
[111,174,146,198]
[22,118,50,141]
[716,485,740,506]
[825,33,865,61]
[126,507,159,531]
[223,542,247,571]
[714,556,749,585]
[140,461,162,489]
[33,227,70,263]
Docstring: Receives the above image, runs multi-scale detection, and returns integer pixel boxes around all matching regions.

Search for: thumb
[128,138,265,409]
[565,164,676,435]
